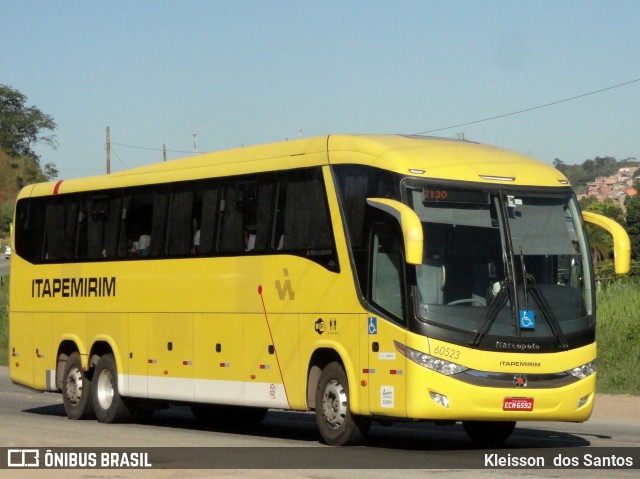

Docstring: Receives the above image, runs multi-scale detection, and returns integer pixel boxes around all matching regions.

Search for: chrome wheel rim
[322,379,347,429]
[96,369,114,410]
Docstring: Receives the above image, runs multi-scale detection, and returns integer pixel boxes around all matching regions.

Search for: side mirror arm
[366,198,423,265]
[582,211,631,274]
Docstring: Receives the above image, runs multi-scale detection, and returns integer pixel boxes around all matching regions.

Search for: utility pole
[193,132,198,156]
[163,144,167,162]
[106,126,111,174]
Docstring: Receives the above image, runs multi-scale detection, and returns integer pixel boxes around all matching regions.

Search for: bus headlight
[394,341,468,376]
[567,360,597,379]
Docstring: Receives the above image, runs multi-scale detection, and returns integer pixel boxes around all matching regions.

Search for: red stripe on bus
[53,180,63,194]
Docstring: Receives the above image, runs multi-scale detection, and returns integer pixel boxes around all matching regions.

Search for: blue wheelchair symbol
[368,317,378,335]
[519,310,535,330]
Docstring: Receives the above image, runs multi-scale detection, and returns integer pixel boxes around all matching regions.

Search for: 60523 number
[433,345,461,360]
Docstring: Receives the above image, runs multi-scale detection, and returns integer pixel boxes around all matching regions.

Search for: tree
[0,84,58,161]
[43,162,59,181]
[584,200,625,266]
[0,86,58,236]
[626,195,640,261]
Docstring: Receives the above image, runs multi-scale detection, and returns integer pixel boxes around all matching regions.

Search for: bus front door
[367,226,408,417]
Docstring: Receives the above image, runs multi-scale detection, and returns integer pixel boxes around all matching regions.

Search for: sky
[2,0,640,180]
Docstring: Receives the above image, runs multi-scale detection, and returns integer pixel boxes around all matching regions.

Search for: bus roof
[21,134,570,199]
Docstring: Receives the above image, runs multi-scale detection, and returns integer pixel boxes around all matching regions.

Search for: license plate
[503,397,534,411]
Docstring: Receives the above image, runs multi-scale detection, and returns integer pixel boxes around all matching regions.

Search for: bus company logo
[31,276,116,298]
[314,318,326,335]
[7,449,39,467]
[513,374,528,388]
[275,268,295,301]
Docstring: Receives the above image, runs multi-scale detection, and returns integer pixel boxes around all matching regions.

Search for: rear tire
[91,354,131,423]
[315,361,370,446]
[61,352,94,420]
[463,420,516,444]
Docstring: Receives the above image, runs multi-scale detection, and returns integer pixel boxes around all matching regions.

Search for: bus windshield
[406,183,593,350]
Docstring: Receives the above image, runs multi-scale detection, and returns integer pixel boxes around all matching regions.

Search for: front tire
[463,420,516,444]
[61,352,94,420]
[91,354,131,423]
[315,361,370,446]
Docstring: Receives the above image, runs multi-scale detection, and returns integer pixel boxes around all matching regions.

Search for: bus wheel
[61,352,94,420]
[462,420,516,444]
[91,354,131,423]
[315,361,370,446]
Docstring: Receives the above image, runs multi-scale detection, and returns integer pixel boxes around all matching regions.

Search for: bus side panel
[127,313,148,397]
[33,312,54,391]
[86,312,128,392]
[193,313,245,405]
[146,313,194,402]
[299,313,363,413]
[9,312,36,388]
[366,316,407,417]
[245,313,296,409]
[53,313,87,356]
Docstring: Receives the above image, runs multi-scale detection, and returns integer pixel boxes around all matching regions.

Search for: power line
[414,77,640,135]
[111,142,194,154]
[109,145,129,169]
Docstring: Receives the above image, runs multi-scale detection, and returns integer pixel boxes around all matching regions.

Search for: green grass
[0,273,638,395]
[595,276,640,395]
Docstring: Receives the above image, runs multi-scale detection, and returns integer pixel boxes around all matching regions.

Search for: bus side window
[276,168,332,250]
[15,199,46,263]
[103,195,122,258]
[62,199,79,260]
[167,189,193,256]
[198,185,218,256]
[218,182,244,253]
[216,174,275,254]
[371,225,405,321]
[253,175,274,252]
[43,202,65,261]
[149,191,168,257]
[72,193,119,261]
[43,198,80,262]
[87,196,107,259]
[120,191,154,258]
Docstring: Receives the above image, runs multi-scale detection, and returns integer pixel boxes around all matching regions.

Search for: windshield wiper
[470,280,510,347]
[518,250,569,349]
[519,249,530,311]
[525,277,570,349]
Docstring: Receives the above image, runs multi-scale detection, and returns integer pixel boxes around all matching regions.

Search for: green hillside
[1,149,51,237]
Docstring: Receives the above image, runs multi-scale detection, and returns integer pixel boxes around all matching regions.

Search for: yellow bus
[9,134,630,446]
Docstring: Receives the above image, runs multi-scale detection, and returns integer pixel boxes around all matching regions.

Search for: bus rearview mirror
[366,198,423,265]
[582,211,631,274]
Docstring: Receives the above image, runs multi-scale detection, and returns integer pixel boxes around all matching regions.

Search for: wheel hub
[96,369,115,410]
[65,368,83,406]
[322,379,347,429]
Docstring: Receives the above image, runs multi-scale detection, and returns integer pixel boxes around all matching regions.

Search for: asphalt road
[0,258,9,277]
[0,366,639,478]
